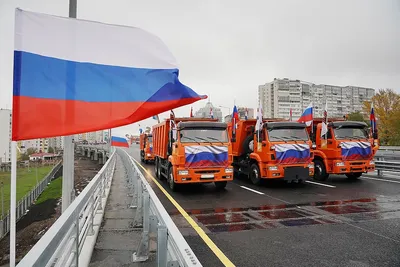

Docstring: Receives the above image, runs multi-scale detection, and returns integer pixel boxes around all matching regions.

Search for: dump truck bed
[152,117,219,159]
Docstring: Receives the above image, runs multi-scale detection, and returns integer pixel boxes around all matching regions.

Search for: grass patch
[0,165,54,216]
[35,177,63,205]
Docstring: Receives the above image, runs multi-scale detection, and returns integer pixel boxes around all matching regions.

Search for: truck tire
[154,158,159,178]
[249,164,262,185]
[346,172,362,180]
[314,159,329,181]
[167,166,178,192]
[215,181,227,190]
[140,151,144,162]
[243,135,254,155]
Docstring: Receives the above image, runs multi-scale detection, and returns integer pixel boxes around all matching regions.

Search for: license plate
[201,174,214,179]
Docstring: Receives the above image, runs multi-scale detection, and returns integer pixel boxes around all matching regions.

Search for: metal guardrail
[16,151,116,267]
[373,146,400,176]
[119,149,202,267]
[0,161,63,240]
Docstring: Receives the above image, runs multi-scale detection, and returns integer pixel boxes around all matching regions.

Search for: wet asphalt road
[127,145,400,267]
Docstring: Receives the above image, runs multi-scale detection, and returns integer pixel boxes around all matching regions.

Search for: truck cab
[140,133,154,164]
[311,119,378,181]
[229,119,314,185]
[153,118,234,191]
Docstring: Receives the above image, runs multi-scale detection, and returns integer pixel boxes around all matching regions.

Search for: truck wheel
[215,181,227,190]
[154,158,159,178]
[249,164,262,185]
[314,160,329,181]
[167,166,178,192]
[346,172,362,180]
[140,151,144,162]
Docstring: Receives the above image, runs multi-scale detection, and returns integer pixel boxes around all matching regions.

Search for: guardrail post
[0,220,4,238]
[377,157,383,177]
[88,193,95,236]
[132,189,150,262]
[132,176,142,218]
[130,168,139,209]
[157,224,168,267]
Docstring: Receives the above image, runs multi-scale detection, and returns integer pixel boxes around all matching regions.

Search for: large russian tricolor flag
[12,9,205,141]
[184,146,229,168]
[340,141,372,161]
[111,136,129,148]
[275,144,311,164]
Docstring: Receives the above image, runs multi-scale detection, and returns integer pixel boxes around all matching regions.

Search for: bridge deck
[89,155,155,266]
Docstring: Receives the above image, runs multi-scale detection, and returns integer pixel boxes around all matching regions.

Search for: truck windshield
[267,128,309,142]
[334,127,368,140]
[147,136,153,143]
[180,129,228,143]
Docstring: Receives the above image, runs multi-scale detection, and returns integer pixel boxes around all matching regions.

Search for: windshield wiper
[181,136,201,145]
[271,136,287,142]
[206,136,224,145]
[195,136,213,145]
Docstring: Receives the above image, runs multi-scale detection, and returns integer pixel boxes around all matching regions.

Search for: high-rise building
[258,78,375,120]
[0,109,12,163]
[194,101,223,122]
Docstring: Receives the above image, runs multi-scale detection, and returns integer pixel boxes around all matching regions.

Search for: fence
[119,149,202,267]
[16,150,116,267]
[0,161,63,240]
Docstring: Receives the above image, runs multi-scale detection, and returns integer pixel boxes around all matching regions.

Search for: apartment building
[258,78,375,119]
[194,101,223,122]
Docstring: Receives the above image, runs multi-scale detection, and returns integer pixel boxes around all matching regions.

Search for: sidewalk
[89,155,155,267]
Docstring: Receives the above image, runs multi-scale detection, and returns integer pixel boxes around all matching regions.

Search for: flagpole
[62,0,77,214]
[10,142,16,266]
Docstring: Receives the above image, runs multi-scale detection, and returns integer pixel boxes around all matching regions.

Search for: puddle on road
[187,197,400,233]
[196,213,250,225]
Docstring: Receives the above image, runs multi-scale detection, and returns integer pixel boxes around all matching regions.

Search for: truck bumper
[331,160,375,174]
[144,153,155,162]
[175,166,234,184]
[260,163,314,180]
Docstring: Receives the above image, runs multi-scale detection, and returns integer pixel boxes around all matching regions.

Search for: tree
[363,89,400,145]
[26,147,37,155]
[347,111,369,125]
[20,153,29,161]
[48,147,54,153]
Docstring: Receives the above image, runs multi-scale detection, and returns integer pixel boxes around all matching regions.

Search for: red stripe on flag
[12,96,202,140]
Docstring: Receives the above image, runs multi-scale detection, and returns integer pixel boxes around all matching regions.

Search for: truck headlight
[178,170,189,176]
[269,166,278,171]
[225,168,233,173]
[336,162,345,166]
[308,163,314,168]
[370,160,375,165]
[147,153,151,157]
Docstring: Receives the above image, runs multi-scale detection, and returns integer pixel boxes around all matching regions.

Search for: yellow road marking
[132,157,235,267]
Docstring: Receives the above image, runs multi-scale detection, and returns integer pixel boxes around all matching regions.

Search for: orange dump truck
[152,117,233,191]
[228,119,314,185]
[139,133,154,164]
[309,118,378,181]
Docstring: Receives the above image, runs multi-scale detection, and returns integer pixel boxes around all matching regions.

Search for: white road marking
[240,185,265,195]
[305,180,336,188]
[362,176,400,184]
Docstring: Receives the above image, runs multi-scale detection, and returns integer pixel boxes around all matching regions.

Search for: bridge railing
[119,149,202,267]
[16,151,116,267]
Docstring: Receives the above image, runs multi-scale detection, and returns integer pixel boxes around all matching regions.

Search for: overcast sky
[1,0,399,137]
